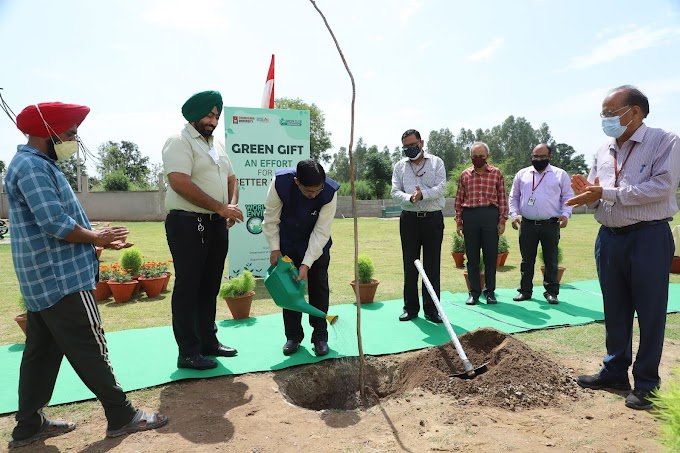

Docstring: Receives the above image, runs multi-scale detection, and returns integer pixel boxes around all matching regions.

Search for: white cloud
[400,0,422,22]
[565,26,680,71]
[467,38,505,62]
[141,0,229,32]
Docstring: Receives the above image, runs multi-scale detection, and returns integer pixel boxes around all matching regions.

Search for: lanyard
[614,142,637,187]
[531,171,546,192]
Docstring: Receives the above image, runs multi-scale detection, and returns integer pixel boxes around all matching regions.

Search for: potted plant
[497,235,510,267]
[161,259,173,292]
[538,245,566,283]
[120,247,143,294]
[219,270,255,319]
[138,260,169,298]
[463,259,485,292]
[350,254,380,303]
[15,294,28,337]
[107,263,137,303]
[672,255,680,274]
[93,264,113,301]
[451,233,465,268]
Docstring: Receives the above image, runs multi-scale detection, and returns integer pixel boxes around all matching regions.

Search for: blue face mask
[601,107,632,138]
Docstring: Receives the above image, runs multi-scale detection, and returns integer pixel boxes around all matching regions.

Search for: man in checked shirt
[568,85,680,410]
[454,142,509,305]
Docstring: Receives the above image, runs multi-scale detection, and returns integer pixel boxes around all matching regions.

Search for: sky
[1,0,680,177]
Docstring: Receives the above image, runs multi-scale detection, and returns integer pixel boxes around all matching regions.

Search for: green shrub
[538,245,563,265]
[219,271,255,298]
[652,369,680,451]
[451,232,465,253]
[357,254,375,284]
[337,180,374,200]
[498,235,510,254]
[103,171,130,191]
[120,247,143,276]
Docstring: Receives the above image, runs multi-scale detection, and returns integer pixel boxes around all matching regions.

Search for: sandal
[8,419,76,448]
[106,410,168,438]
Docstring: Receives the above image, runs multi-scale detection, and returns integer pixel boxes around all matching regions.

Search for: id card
[528,196,536,206]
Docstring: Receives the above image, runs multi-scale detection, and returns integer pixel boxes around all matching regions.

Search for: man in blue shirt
[508,144,573,304]
[5,102,167,448]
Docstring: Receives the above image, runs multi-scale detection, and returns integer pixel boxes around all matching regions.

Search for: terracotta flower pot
[93,280,112,301]
[107,280,137,303]
[139,276,166,298]
[350,279,380,303]
[225,291,254,320]
[95,246,103,259]
[451,252,465,268]
[540,266,566,283]
[162,272,172,292]
[14,313,28,337]
[671,256,680,274]
[463,271,486,292]
[497,252,509,267]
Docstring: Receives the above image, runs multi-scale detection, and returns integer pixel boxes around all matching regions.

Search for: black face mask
[532,159,549,171]
[403,146,420,159]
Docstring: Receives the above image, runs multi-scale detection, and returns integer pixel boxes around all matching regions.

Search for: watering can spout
[264,255,338,325]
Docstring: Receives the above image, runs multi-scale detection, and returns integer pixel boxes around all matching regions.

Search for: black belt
[168,210,224,221]
[522,217,559,225]
[604,218,671,235]
[402,210,441,218]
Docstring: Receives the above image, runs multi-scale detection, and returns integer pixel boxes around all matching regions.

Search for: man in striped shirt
[5,102,167,448]
[568,85,680,410]
[454,142,509,305]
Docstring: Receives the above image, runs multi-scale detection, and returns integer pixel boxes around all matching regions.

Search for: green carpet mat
[0,280,678,415]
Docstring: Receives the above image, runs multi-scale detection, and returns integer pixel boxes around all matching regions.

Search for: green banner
[224,107,310,277]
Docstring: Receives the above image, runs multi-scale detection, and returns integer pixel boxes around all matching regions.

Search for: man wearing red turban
[5,102,168,448]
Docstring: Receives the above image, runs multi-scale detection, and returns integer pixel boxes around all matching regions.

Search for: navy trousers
[595,222,673,391]
[462,206,499,297]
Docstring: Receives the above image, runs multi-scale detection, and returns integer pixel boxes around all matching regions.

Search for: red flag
[261,54,275,109]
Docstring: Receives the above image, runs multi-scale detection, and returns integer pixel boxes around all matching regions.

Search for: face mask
[403,146,421,160]
[602,108,632,138]
[54,140,79,161]
[532,159,549,171]
[472,156,486,168]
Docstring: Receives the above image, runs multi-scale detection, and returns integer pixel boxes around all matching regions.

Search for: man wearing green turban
[162,90,244,371]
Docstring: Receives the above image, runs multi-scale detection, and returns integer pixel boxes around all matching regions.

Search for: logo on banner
[256,117,269,123]
[232,116,255,124]
[245,204,265,234]
[279,118,302,127]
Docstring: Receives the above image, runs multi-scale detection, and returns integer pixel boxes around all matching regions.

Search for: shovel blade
[449,362,489,379]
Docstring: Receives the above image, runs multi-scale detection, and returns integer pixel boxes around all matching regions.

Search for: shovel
[414,259,488,379]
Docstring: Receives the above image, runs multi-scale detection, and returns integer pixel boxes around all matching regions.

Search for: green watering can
[264,255,338,325]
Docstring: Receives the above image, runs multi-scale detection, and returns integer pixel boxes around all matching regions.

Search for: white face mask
[54,140,79,161]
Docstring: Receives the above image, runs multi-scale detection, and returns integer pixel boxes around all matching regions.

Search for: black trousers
[518,219,560,296]
[282,250,330,343]
[13,291,135,441]
[165,214,228,357]
[399,210,444,315]
[462,206,499,297]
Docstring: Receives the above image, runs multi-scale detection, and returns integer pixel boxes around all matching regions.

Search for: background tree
[0,159,5,175]
[328,146,350,182]
[56,156,88,191]
[363,151,393,199]
[427,128,459,171]
[97,140,150,188]
[552,143,589,175]
[275,98,332,164]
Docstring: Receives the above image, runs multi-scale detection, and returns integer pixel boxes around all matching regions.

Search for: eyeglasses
[299,184,324,196]
[531,155,550,160]
[600,105,631,118]
[402,143,420,151]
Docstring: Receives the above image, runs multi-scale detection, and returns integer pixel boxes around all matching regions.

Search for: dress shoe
[513,293,531,302]
[399,311,417,321]
[485,292,497,305]
[625,388,655,410]
[544,292,559,304]
[313,340,329,356]
[465,295,478,305]
[204,344,238,357]
[424,312,443,323]
[577,373,631,391]
[177,354,217,370]
[282,340,300,356]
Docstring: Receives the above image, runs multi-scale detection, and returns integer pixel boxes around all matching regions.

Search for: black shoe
[625,388,655,410]
[313,340,329,356]
[177,354,218,370]
[577,373,631,391]
[399,311,417,321]
[485,293,497,305]
[513,293,531,302]
[544,292,559,304]
[282,340,300,356]
[204,344,238,357]
[425,312,443,323]
[465,295,478,305]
